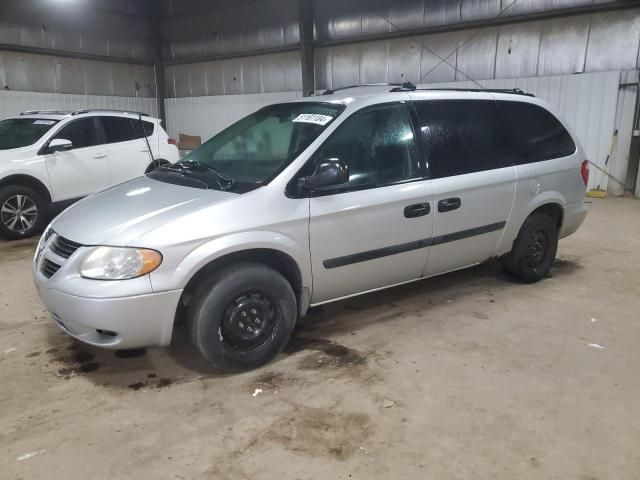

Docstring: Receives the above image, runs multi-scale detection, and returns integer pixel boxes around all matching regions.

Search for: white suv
[33,86,589,372]
[0,109,178,239]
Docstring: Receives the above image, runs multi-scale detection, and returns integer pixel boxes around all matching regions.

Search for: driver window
[313,103,419,189]
[52,118,102,150]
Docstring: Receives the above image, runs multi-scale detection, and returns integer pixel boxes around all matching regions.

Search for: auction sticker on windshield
[293,113,334,126]
[33,120,55,125]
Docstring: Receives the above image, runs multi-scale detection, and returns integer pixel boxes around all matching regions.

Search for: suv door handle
[438,197,461,212]
[404,202,430,218]
[92,153,107,159]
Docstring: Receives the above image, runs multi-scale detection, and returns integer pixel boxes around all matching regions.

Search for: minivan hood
[51,176,234,246]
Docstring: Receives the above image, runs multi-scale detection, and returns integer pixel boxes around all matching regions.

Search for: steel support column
[297,0,315,96]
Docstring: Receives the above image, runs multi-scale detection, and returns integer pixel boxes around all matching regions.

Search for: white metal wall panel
[0,90,159,120]
[422,70,622,191]
[164,91,302,143]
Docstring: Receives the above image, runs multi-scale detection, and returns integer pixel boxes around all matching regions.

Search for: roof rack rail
[20,110,72,116]
[322,83,407,95]
[409,87,535,97]
[71,109,150,116]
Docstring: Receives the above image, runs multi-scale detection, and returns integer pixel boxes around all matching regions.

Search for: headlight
[80,247,162,280]
[35,225,53,261]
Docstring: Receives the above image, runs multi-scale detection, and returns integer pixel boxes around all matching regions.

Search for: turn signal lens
[80,247,162,280]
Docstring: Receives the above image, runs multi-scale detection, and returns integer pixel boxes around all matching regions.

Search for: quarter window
[414,100,514,179]
[497,101,576,163]
[312,103,419,189]
[52,118,102,149]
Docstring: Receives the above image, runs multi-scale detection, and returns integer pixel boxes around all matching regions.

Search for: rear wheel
[188,263,297,372]
[0,185,47,240]
[503,213,558,283]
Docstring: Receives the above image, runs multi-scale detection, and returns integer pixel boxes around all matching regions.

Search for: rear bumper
[560,201,588,238]
[37,286,183,349]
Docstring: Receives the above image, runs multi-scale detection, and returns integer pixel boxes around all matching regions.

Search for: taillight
[168,138,177,145]
[581,160,589,186]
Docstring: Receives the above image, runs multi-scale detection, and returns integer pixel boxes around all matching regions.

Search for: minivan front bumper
[36,285,182,349]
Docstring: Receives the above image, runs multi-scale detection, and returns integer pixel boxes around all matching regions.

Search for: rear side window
[414,100,514,179]
[53,118,102,149]
[132,120,155,138]
[497,101,576,163]
[100,117,136,144]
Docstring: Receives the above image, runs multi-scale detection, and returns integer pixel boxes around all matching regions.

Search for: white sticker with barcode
[293,113,334,126]
[33,120,55,125]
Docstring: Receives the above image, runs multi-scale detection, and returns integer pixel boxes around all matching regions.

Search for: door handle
[92,153,107,159]
[438,197,461,212]
[404,202,430,218]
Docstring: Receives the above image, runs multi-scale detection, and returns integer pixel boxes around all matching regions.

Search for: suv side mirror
[48,138,73,153]
[298,158,349,192]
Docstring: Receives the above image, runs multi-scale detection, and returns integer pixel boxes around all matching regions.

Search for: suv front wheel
[188,263,297,372]
[0,185,47,240]
[503,212,558,283]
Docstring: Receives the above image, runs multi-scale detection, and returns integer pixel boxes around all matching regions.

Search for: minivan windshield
[0,118,60,150]
[173,102,344,191]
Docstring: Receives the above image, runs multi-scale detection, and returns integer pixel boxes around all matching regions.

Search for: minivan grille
[41,258,62,278]
[49,235,82,259]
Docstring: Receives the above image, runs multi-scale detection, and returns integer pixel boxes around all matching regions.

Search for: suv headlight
[35,225,53,261]
[80,247,162,280]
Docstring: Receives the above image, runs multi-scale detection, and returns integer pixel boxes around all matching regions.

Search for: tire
[145,159,170,174]
[503,213,558,283]
[0,185,48,240]
[188,263,297,372]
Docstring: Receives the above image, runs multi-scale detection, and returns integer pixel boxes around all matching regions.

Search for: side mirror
[48,138,73,153]
[298,158,349,192]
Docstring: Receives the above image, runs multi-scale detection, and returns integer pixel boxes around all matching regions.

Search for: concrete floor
[1,197,639,479]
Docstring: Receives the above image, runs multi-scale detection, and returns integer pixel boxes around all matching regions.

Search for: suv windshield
[156,102,344,192]
[0,118,60,150]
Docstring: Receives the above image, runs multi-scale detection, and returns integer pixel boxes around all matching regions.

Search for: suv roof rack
[322,83,407,95]
[409,87,535,97]
[321,83,534,97]
[71,109,150,117]
[20,110,72,116]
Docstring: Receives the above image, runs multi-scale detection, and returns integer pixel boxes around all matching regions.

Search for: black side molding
[323,221,506,269]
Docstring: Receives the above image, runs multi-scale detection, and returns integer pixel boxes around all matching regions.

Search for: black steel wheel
[188,263,297,372]
[503,212,558,283]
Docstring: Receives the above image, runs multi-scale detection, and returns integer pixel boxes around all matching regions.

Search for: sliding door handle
[438,197,461,212]
[404,202,430,218]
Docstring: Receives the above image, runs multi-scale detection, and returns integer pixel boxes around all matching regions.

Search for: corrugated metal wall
[314,9,640,90]
[161,0,299,63]
[0,90,159,120]
[164,51,301,97]
[0,51,156,97]
[0,0,153,62]
[164,90,301,141]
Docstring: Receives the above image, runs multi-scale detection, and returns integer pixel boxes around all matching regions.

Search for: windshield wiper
[162,160,235,191]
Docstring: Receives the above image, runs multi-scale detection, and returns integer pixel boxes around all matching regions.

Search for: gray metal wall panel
[161,0,299,62]
[461,0,501,21]
[455,27,498,81]
[494,21,542,78]
[419,32,460,83]
[586,11,640,73]
[0,0,152,61]
[388,37,422,84]
[359,41,390,84]
[424,0,462,27]
[314,47,334,91]
[332,44,362,87]
[536,16,589,75]
[389,0,425,30]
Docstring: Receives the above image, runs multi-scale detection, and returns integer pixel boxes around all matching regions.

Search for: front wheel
[503,213,558,283]
[0,185,47,240]
[188,263,297,372]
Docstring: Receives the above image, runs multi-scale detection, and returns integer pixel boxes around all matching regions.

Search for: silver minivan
[33,86,589,372]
